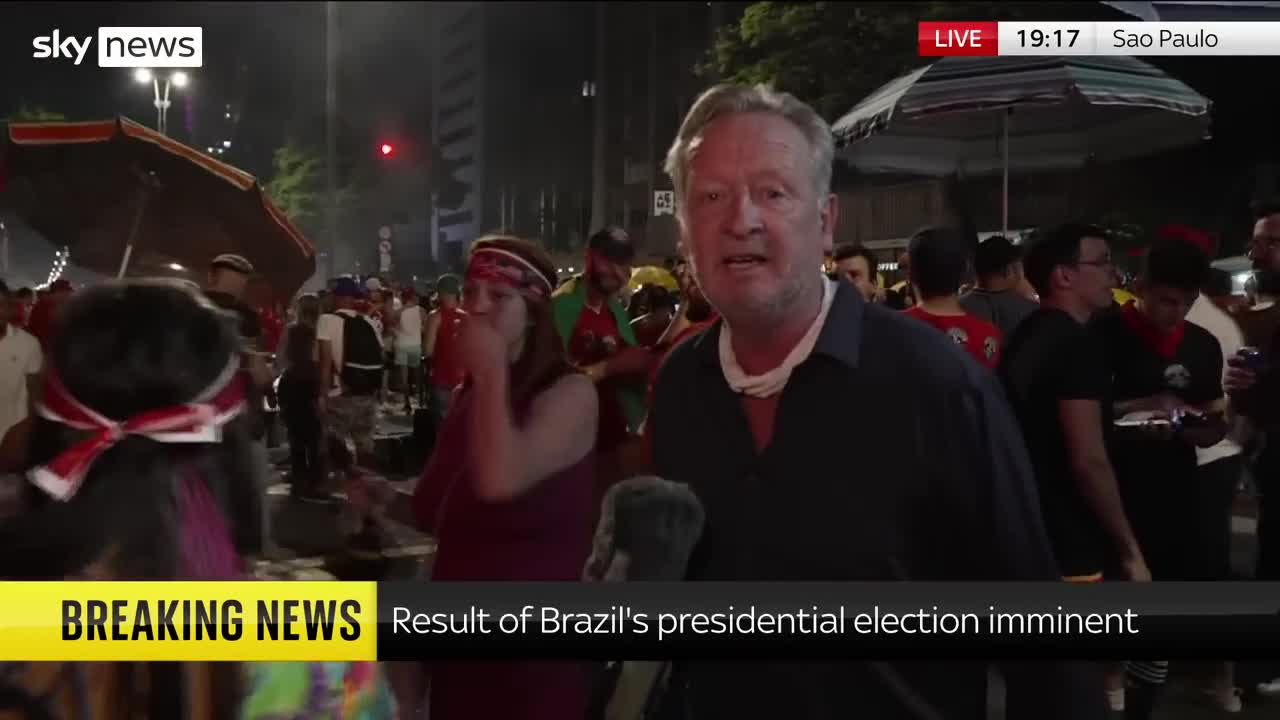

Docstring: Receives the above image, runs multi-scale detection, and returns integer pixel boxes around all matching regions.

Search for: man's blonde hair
[663,83,834,208]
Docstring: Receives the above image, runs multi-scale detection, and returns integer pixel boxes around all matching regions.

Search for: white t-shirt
[0,324,42,441]
[397,304,424,348]
[316,309,376,397]
[1187,293,1244,465]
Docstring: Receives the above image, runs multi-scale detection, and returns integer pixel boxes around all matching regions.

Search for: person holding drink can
[1225,201,1280,700]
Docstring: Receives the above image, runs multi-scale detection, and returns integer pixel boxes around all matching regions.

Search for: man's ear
[819,194,838,254]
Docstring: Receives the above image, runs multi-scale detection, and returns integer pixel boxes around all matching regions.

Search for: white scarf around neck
[719,278,837,398]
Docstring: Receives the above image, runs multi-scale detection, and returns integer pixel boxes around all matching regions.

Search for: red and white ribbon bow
[28,357,246,501]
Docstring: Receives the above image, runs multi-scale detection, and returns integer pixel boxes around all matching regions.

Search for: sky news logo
[32,27,202,67]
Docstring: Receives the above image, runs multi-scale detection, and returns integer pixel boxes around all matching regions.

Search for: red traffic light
[379,143,394,157]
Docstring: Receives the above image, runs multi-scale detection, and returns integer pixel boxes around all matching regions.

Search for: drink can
[1239,347,1266,371]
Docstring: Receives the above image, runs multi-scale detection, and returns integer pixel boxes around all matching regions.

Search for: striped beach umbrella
[832,56,1211,233]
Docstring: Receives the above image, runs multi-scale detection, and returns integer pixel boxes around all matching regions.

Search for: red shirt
[568,304,629,450]
[430,305,467,389]
[566,304,624,367]
[904,307,1003,369]
[259,308,284,354]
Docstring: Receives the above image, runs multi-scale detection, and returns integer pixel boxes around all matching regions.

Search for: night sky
[1,2,432,177]
[0,1,433,285]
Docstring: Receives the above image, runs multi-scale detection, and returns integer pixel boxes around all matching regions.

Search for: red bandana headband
[28,356,247,501]
[466,247,553,300]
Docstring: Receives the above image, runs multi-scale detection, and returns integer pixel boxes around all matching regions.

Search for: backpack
[340,313,384,396]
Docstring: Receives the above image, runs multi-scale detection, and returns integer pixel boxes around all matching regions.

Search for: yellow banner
[0,582,377,661]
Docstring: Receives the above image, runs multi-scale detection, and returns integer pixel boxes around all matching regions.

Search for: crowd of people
[0,81,1279,719]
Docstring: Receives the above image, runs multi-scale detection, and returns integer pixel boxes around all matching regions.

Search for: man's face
[1139,283,1197,332]
[209,268,249,299]
[836,255,876,302]
[586,249,631,298]
[1250,214,1280,274]
[1064,235,1116,312]
[681,111,835,327]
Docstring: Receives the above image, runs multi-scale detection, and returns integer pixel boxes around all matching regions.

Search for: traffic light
[379,142,394,157]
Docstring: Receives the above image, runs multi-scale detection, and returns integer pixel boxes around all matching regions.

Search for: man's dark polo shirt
[650,282,1104,720]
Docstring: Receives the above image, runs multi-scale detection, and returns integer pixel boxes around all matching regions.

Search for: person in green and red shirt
[553,227,655,495]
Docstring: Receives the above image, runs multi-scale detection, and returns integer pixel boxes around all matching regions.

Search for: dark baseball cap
[332,276,364,299]
[974,235,1023,277]
[588,226,636,264]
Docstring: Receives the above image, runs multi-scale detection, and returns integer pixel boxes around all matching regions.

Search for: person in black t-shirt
[1000,223,1149,585]
[1092,239,1228,719]
[1097,239,1227,582]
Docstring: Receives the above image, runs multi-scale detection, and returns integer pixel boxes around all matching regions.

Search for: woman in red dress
[409,235,598,720]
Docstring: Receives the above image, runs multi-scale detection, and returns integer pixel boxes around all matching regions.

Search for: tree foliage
[702,2,1116,122]
[264,139,361,225]
[265,139,323,223]
[3,104,67,123]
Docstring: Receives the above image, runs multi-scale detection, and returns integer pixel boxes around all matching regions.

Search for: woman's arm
[411,388,465,532]
[467,368,598,502]
[423,312,441,358]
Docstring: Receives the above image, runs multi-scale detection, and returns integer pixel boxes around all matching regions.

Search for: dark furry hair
[0,281,261,580]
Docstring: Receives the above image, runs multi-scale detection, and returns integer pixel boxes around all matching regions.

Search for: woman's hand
[457,318,506,381]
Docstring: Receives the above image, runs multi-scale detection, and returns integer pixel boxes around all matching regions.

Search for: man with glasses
[1001,223,1148,588]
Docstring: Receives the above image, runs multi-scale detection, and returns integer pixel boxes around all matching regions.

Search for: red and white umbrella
[1,117,315,297]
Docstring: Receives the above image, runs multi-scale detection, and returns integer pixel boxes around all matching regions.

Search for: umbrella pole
[117,190,150,279]
[1001,109,1010,236]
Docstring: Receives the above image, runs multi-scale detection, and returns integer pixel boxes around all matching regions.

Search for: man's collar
[694,280,863,370]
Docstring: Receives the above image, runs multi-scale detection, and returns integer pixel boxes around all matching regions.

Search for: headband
[28,355,247,502]
[466,247,554,300]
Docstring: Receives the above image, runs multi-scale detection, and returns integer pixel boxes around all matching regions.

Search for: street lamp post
[133,68,189,136]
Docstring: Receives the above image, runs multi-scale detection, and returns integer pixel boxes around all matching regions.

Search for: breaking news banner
[918,21,1280,57]
[3,582,1280,661]
[0,582,377,662]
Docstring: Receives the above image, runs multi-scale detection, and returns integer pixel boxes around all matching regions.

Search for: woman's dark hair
[295,293,321,328]
[0,281,260,580]
[468,235,573,407]
[284,323,319,382]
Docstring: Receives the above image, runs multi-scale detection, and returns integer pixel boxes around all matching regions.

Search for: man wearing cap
[205,253,274,555]
[961,235,1041,339]
[424,274,465,423]
[553,227,654,488]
